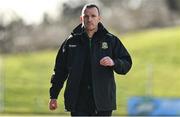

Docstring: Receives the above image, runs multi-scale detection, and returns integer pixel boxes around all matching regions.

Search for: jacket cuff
[50,86,60,99]
[50,96,58,99]
[113,59,123,69]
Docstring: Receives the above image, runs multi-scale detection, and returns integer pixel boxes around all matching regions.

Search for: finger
[100,57,109,64]
[49,102,57,110]
[104,61,111,66]
[100,59,107,65]
[100,59,105,65]
[50,105,56,110]
[103,59,110,64]
[100,56,113,66]
[102,59,114,66]
[101,58,110,64]
[49,103,54,110]
[100,58,105,64]
[100,61,109,66]
[50,106,54,110]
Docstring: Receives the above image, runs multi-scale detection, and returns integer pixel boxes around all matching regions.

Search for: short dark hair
[81,3,100,16]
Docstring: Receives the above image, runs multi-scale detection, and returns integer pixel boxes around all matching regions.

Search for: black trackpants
[71,110,112,116]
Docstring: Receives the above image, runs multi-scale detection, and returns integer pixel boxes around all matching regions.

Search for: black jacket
[50,23,132,111]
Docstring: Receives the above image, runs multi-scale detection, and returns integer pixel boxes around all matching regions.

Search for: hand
[49,99,58,111]
[100,56,114,67]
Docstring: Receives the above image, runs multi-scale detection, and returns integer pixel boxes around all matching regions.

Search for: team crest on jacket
[101,42,108,49]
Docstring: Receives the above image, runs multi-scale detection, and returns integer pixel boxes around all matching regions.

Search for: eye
[84,15,89,18]
[91,15,96,17]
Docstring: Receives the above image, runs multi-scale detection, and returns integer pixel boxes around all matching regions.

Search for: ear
[80,16,83,23]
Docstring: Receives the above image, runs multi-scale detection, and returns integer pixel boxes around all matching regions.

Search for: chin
[87,27,95,31]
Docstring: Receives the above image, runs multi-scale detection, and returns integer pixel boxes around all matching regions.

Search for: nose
[88,16,92,22]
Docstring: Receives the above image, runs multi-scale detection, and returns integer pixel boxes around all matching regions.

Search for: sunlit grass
[2,51,68,115]
[114,26,180,114]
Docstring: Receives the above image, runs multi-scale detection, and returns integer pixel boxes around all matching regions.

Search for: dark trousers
[71,110,112,116]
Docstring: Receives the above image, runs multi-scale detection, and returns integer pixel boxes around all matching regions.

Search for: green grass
[1,26,180,115]
[1,51,68,115]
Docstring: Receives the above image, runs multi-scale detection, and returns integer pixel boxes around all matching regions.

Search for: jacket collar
[71,22,109,42]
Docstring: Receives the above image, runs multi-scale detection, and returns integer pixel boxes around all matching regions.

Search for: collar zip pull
[89,38,92,49]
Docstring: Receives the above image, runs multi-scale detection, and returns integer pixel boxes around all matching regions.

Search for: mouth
[87,22,93,25]
[87,23,93,26]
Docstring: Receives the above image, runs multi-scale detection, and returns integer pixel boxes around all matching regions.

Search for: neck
[86,27,98,38]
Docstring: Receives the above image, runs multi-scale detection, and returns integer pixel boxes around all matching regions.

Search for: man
[49,3,132,116]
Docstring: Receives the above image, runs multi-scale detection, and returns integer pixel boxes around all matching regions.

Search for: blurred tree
[0,18,25,53]
[0,25,6,53]
[1,0,180,53]
[167,0,180,11]
[42,13,52,26]
[61,2,84,24]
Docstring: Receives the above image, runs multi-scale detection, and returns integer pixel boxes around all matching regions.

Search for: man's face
[81,7,101,31]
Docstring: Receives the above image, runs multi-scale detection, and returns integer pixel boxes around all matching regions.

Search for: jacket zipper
[89,38,92,48]
[89,38,98,112]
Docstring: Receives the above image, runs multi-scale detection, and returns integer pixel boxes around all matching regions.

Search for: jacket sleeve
[112,36,132,75]
[49,40,68,99]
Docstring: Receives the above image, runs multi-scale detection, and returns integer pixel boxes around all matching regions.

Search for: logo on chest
[68,44,77,48]
[101,42,108,49]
